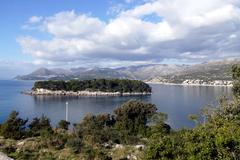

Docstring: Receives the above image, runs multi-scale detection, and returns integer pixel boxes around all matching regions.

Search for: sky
[0,0,240,79]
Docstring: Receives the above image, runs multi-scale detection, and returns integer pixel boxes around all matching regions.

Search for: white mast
[66,101,69,121]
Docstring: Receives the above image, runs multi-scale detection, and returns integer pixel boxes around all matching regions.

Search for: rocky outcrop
[0,152,13,160]
[23,89,151,97]
[182,79,233,86]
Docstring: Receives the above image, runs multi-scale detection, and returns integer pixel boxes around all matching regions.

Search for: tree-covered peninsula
[32,79,151,93]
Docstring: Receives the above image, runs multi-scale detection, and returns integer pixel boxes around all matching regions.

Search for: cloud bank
[18,0,240,66]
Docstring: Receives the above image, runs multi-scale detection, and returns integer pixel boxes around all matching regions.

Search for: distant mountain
[15,58,240,82]
[50,68,73,75]
[31,68,56,76]
[71,68,131,80]
[118,64,189,80]
[15,68,58,80]
[15,67,131,80]
[151,58,240,83]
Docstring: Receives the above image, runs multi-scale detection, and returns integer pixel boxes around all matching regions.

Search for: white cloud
[42,11,106,38]
[229,34,237,39]
[107,3,125,15]
[183,4,240,27]
[180,52,208,59]
[22,16,43,30]
[19,0,240,66]
[29,16,43,23]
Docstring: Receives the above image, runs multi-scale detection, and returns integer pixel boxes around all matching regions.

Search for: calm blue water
[0,80,232,129]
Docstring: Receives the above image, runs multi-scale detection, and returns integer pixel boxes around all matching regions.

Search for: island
[24,79,152,96]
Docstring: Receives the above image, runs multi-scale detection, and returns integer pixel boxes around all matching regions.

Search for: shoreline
[23,89,152,97]
[146,82,233,87]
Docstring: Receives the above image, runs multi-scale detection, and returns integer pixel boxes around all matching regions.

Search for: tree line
[33,79,152,93]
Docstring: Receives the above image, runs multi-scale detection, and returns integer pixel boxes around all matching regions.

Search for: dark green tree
[28,115,52,136]
[57,120,70,130]
[0,111,28,140]
[33,79,152,93]
[148,112,171,136]
[75,113,116,144]
[114,100,157,136]
[232,64,240,97]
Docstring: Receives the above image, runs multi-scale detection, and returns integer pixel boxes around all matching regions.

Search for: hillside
[118,64,188,80]
[155,59,239,83]
[15,58,240,82]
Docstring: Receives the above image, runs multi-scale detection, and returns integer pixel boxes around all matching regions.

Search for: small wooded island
[25,79,152,96]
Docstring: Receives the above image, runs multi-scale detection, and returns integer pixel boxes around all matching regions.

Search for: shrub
[232,64,240,97]
[28,115,53,137]
[114,100,157,136]
[48,133,68,150]
[75,113,116,144]
[57,120,70,130]
[66,137,83,153]
[0,111,27,140]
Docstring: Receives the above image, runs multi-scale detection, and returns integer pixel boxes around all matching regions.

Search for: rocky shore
[147,82,233,87]
[23,88,152,97]
[147,79,233,87]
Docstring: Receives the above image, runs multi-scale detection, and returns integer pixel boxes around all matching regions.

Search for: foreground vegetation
[0,64,240,160]
[0,100,164,159]
[33,79,152,93]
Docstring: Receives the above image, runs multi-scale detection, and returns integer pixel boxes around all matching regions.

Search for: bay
[0,80,232,129]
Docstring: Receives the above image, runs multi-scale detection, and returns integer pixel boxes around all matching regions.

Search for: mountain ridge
[15,58,240,82]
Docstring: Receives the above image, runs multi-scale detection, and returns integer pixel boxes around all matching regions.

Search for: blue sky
[0,0,126,78]
[0,0,112,60]
[0,0,240,78]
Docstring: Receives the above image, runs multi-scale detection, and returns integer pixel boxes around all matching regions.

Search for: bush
[147,112,171,137]
[114,100,157,136]
[145,65,240,159]
[0,111,28,140]
[10,150,39,160]
[146,97,240,159]
[82,145,110,160]
[232,64,240,97]
[48,133,68,150]
[66,137,83,153]
[28,115,53,137]
[57,120,70,130]
[75,113,116,144]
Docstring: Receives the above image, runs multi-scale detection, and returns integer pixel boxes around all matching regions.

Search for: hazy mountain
[155,58,240,83]
[118,64,189,80]
[72,68,131,80]
[15,67,131,80]
[50,68,73,75]
[15,68,58,80]
[15,58,240,81]
[70,67,90,74]
[30,68,56,76]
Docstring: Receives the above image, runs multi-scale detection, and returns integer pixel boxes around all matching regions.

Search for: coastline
[146,82,233,87]
[22,89,152,97]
